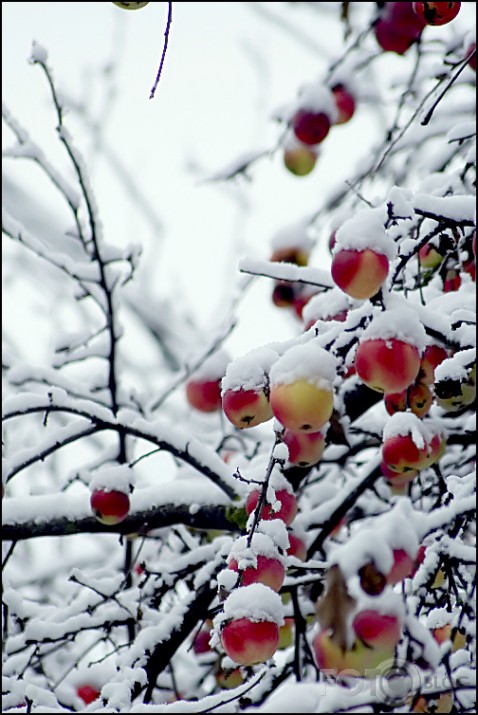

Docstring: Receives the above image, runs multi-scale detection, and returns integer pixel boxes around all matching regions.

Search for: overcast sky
[2,2,406,361]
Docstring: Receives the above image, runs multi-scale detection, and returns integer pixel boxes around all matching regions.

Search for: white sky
[2,2,396,362]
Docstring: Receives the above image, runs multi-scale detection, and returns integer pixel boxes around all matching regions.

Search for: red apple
[412,2,461,25]
[331,248,389,300]
[282,429,325,467]
[90,488,130,525]
[355,338,421,393]
[77,685,100,705]
[222,387,273,429]
[331,84,356,125]
[185,378,222,413]
[374,2,426,55]
[387,549,416,584]
[271,281,298,308]
[418,344,449,384]
[193,621,213,654]
[246,488,298,527]
[228,554,285,592]
[384,382,433,418]
[292,108,332,146]
[220,617,279,666]
[287,532,307,561]
[382,433,434,474]
[352,609,401,650]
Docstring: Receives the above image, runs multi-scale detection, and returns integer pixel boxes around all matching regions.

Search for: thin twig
[149,2,173,99]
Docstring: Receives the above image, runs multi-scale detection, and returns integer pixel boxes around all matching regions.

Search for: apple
[112,2,149,8]
[374,2,426,55]
[287,531,307,561]
[355,338,421,394]
[228,554,286,592]
[270,245,310,267]
[283,142,319,176]
[431,623,466,651]
[358,561,387,596]
[412,2,461,25]
[90,488,130,525]
[282,428,325,467]
[387,549,416,584]
[418,241,444,269]
[331,247,389,300]
[352,609,401,650]
[246,488,298,527]
[331,83,356,125]
[442,268,461,292]
[270,379,334,433]
[418,344,449,384]
[214,662,244,689]
[222,386,273,429]
[193,621,213,654]
[77,685,100,705]
[382,432,435,474]
[384,382,433,418]
[313,630,394,678]
[271,281,298,308]
[220,617,279,666]
[291,108,332,146]
[185,378,222,413]
[278,617,295,649]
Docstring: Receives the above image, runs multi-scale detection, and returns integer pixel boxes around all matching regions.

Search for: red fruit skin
[374,2,426,54]
[331,248,389,300]
[222,387,273,429]
[90,489,130,525]
[412,2,461,26]
[282,429,325,467]
[77,685,100,705]
[382,434,432,473]
[246,488,298,527]
[287,533,307,561]
[186,379,222,412]
[331,84,356,124]
[220,617,279,665]
[418,344,448,384]
[353,610,401,649]
[292,109,332,146]
[384,382,433,418]
[355,338,421,393]
[193,628,212,654]
[228,554,286,592]
[387,549,416,584]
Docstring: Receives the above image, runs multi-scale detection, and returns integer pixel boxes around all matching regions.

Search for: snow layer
[269,340,337,388]
[221,583,284,625]
[221,346,279,393]
[333,207,397,259]
[360,308,427,353]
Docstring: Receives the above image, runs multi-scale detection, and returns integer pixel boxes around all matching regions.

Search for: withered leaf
[315,564,356,651]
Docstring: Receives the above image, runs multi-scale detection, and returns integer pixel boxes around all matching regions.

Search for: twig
[149,1,173,99]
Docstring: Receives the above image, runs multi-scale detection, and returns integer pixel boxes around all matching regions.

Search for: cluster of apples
[212,466,312,668]
[283,79,356,177]
[374,2,462,55]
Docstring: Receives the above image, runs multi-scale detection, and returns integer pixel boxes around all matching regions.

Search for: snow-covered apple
[246,487,298,527]
[90,488,130,525]
[282,428,326,467]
